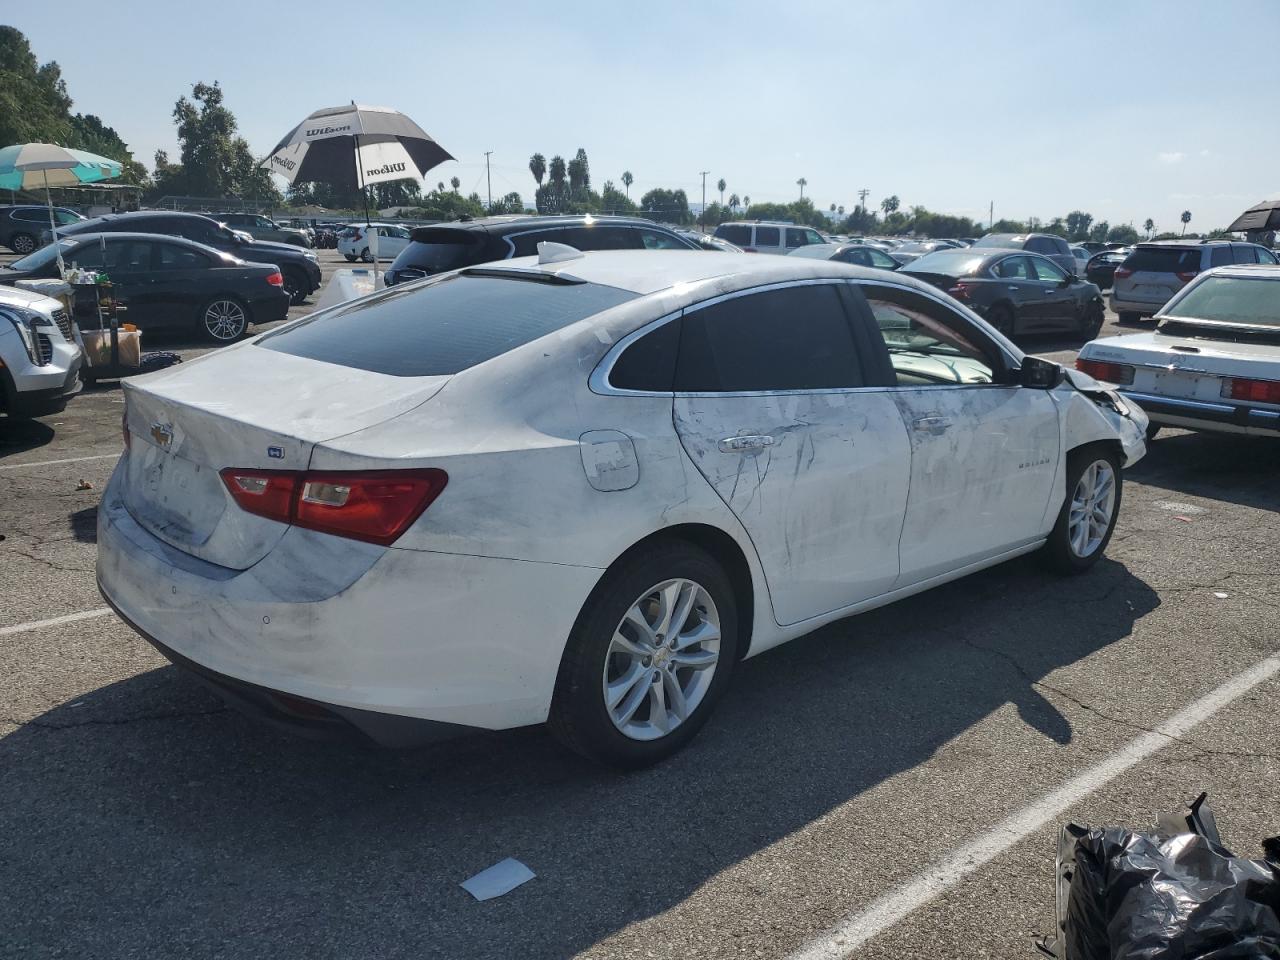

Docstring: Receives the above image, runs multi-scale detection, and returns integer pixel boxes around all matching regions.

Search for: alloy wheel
[203,299,247,341]
[602,578,721,741]
[1068,459,1116,558]
[11,234,34,254]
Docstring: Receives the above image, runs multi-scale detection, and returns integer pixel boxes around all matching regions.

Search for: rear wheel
[9,232,35,255]
[200,296,249,343]
[360,247,372,263]
[1042,445,1122,574]
[1079,302,1104,339]
[281,269,307,306]
[343,253,356,262]
[987,303,1015,337]
[549,541,739,768]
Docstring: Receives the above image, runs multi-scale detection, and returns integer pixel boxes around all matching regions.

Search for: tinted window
[754,226,780,247]
[509,229,571,258]
[155,243,210,270]
[785,228,810,248]
[636,228,689,250]
[14,209,45,222]
[995,256,1032,280]
[675,285,860,392]
[571,226,643,251]
[905,250,987,276]
[398,240,481,274]
[172,218,225,244]
[609,319,680,391]
[1124,247,1201,273]
[1233,245,1259,265]
[715,225,751,245]
[261,275,637,377]
[1163,276,1280,328]
[1210,245,1233,267]
[1258,248,1279,265]
[1031,257,1067,282]
[103,239,154,271]
[833,247,870,266]
[862,286,997,386]
[805,229,825,245]
[54,210,81,225]
[1027,237,1054,254]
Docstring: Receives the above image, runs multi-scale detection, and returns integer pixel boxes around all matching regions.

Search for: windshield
[1161,276,1280,329]
[904,250,989,277]
[9,239,77,272]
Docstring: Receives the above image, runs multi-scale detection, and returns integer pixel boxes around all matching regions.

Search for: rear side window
[675,285,861,392]
[715,225,751,245]
[754,226,780,247]
[636,228,690,250]
[609,319,680,391]
[1027,237,1054,254]
[155,243,210,270]
[995,256,1032,280]
[1124,247,1201,273]
[1233,245,1259,265]
[1210,246,1233,267]
[261,275,636,377]
[570,226,643,251]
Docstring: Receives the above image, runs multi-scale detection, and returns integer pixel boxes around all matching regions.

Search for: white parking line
[0,453,119,471]
[0,608,113,637]
[787,653,1280,959]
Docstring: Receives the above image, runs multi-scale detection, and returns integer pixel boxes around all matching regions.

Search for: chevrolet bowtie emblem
[150,422,174,448]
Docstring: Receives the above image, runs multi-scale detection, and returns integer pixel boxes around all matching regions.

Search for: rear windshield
[903,250,989,277]
[973,235,1020,248]
[1161,276,1280,329]
[259,274,636,377]
[396,241,477,273]
[1124,247,1201,273]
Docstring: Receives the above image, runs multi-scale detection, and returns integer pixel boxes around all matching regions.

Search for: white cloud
[1158,151,1185,164]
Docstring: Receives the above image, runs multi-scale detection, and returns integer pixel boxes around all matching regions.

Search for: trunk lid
[121,343,448,570]
[1085,329,1280,404]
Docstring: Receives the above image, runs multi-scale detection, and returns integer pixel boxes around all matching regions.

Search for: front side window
[1258,248,1279,265]
[834,247,870,266]
[1031,257,1068,282]
[785,228,807,249]
[674,284,861,392]
[863,286,997,386]
[754,226,780,247]
[995,255,1032,280]
[869,249,899,269]
[1233,245,1259,265]
[636,228,689,250]
[54,209,81,225]
[155,243,210,270]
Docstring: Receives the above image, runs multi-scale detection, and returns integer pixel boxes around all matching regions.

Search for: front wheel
[360,247,372,263]
[200,297,249,343]
[282,269,307,306]
[1079,302,1104,339]
[343,253,356,262]
[1042,446,1122,573]
[549,541,739,768]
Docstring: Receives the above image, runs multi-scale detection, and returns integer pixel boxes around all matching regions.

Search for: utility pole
[989,201,994,230]
[484,151,493,210]
[699,170,710,229]
[857,187,869,211]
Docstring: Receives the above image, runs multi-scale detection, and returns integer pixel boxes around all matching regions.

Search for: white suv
[0,286,83,419]
[713,221,827,255]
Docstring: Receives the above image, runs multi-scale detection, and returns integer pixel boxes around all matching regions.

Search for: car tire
[360,247,372,263]
[282,269,308,306]
[548,540,739,768]
[1117,312,1140,325]
[1079,302,1104,339]
[1042,444,1123,575]
[343,254,356,262]
[987,303,1015,338]
[9,232,35,255]
[199,296,250,343]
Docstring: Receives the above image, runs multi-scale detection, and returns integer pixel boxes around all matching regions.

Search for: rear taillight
[265,271,283,286]
[1176,270,1198,283]
[218,468,448,545]
[1114,267,1132,280]
[1076,357,1135,385]
[947,280,975,301]
[1221,377,1280,405]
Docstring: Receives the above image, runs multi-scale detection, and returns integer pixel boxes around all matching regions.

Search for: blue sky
[12,0,1279,230]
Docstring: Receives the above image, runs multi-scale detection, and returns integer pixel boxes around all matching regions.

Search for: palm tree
[838,205,845,216]
[450,177,460,193]
[829,203,836,213]
[728,193,740,211]
[743,195,750,211]
[549,155,567,187]
[796,177,807,199]
[437,181,445,193]
[529,153,546,187]
[1180,210,1192,236]
[1143,218,1155,238]
[621,170,633,197]
[717,178,726,207]
[881,194,899,219]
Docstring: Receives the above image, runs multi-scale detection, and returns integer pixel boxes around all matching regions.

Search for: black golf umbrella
[1227,198,1280,234]
[262,103,453,198]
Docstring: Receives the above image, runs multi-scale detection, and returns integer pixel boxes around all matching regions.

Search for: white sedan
[97,248,1147,767]
[337,223,411,262]
[1078,264,1280,438]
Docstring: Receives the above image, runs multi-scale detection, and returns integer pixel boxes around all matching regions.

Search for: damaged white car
[97,248,1147,767]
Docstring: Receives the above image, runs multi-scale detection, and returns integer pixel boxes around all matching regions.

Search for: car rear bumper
[1109,294,1168,316]
[1120,390,1280,436]
[96,459,604,733]
[250,290,291,323]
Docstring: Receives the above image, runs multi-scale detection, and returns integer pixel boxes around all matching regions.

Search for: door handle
[718,435,775,453]
[1007,285,1020,291]
[911,416,953,435]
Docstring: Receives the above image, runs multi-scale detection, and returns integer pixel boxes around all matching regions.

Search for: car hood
[0,282,61,310]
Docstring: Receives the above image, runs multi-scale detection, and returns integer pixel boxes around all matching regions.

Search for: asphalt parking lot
[2,251,1278,960]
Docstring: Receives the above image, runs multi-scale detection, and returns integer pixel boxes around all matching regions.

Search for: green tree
[1108,224,1140,245]
[601,180,636,214]
[837,205,845,216]
[1180,210,1192,235]
[1142,218,1154,238]
[450,176,460,192]
[1088,220,1110,243]
[67,113,146,184]
[568,148,590,192]
[549,155,566,187]
[0,27,71,148]
[1064,210,1093,242]
[528,153,546,187]
[796,177,807,198]
[743,195,750,209]
[638,187,692,225]
[880,194,899,219]
[620,170,633,197]
[717,177,726,206]
[727,192,740,211]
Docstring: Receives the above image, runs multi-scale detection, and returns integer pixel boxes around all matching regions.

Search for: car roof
[486,249,948,297]
[1192,263,1280,280]
[425,214,684,236]
[53,231,230,252]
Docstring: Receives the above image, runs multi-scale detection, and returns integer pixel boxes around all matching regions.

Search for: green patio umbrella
[0,143,123,273]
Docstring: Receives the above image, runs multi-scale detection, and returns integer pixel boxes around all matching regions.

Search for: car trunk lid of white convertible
[121,345,448,570]
[1088,328,1280,402]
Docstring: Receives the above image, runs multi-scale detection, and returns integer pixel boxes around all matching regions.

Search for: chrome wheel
[603,578,721,741]
[11,233,35,254]
[203,299,247,341]
[1068,459,1116,557]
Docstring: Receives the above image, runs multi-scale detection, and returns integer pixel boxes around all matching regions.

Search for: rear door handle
[911,416,953,435]
[718,435,775,453]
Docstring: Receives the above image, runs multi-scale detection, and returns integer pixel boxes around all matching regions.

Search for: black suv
[1,205,86,254]
[383,215,700,286]
[53,211,322,304]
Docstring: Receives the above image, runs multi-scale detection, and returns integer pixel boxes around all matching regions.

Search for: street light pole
[484,151,493,211]
[699,170,710,229]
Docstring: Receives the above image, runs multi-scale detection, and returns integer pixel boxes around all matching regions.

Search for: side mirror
[1060,275,1074,287]
[1019,355,1064,389]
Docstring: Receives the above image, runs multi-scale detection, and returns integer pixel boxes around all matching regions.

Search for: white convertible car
[97,248,1147,767]
[1078,264,1280,438]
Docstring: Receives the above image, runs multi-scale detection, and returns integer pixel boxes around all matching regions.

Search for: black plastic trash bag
[1038,795,1280,959]
[137,351,183,374]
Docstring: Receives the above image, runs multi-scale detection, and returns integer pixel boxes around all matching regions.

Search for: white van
[713,221,827,255]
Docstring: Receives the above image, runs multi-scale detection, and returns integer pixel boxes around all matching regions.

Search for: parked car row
[0,204,86,254]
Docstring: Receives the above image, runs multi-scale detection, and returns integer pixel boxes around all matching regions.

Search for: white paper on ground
[460,858,536,901]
